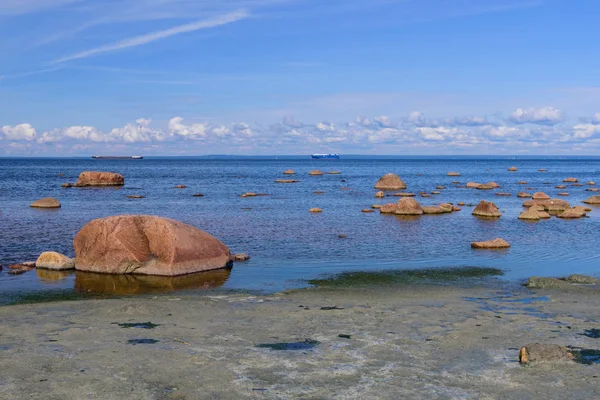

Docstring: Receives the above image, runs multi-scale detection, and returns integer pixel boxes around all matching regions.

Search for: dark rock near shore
[519,344,574,365]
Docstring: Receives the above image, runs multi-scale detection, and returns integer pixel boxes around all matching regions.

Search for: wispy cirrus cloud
[52,9,250,63]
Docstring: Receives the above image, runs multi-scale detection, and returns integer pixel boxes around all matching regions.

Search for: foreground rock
[374,173,406,190]
[472,200,501,218]
[74,171,124,187]
[35,252,75,270]
[471,238,510,249]
[519,344,574,365]
[74,215,231,276]
[30,197,61,208]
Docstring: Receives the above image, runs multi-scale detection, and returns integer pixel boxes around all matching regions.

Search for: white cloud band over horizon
[4,107,600,155]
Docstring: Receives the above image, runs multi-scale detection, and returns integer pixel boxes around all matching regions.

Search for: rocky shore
[1,272,600,399]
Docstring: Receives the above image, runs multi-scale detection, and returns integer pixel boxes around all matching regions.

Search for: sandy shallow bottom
[1,282,600,399]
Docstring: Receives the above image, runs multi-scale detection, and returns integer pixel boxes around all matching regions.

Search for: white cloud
[592,113,600,124]
[374,115,395,127]
[573,124,600,139]
[53,10,250,63]
[2,124,37,141]
[168,117,208,138]
[509,107,564,125]
[316,121,336,132]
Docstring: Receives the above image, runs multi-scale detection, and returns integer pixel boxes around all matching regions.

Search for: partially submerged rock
[557,206,587,219]
[518,209,541,221]
[361,209,375,213]
[379,203,399,214]
[375,191,385,198]
[557,192,569,197]
[393,192,416,197]
[563,177,578,183]
[532,192,550,200]
[471,238,510,249]
[309,170,324,176]
[472,200,501,218]
[74,171,124,187]
[374,173,406,190]
[447,172,461,176]
[241,192,268,198]
[583,195,600,205]
[61,182,72,188]
[274,179,299,183]
[421,206,446,215]
[517,192,532,198]
[508,166,518,171]
[283,169,296,175]
[232,253,250,262]
[36,252,75,270]
[466,182,482,188]
[495,192,512,197]
[174,184,187,189]
[395,198,423,215]
[74,215,232,276]
[30,197,61,209]
[309,208,323,213]
[519,344,574,365]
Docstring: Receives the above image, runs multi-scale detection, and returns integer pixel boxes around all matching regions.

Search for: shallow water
[1,156,600,301]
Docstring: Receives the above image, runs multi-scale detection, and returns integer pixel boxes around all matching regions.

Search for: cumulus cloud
[592,113,600,124]
[573,124,600,139]
[508,107,564,125]
[2,123,37,140]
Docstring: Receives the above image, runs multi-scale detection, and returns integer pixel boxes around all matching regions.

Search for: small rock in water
[233,253,250,262]
[275,179,299,183]
[282,169,296,175]
[519,343,574,365]
[30,197,61,209]
[508,166,518,171]
[61,182,72,188]
[127,195,145,199]
[338,234,348,239]
[174,185,187,189]
[361,209,375,213]
[22,261,36,268]
[192,193,204,197]
[471,238,510,249]
[309,208,323,213]
[308,170,323,176]
[36,252,74,270]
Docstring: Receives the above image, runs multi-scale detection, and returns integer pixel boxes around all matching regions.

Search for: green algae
[308,267,504,288]
[5,289,98,306]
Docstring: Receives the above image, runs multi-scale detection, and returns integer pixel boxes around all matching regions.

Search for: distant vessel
[311,153,340,160]
[92,156,143,159]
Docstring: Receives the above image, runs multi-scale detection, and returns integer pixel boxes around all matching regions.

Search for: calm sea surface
[1,156,600,302]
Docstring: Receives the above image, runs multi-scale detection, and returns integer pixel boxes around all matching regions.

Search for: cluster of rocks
[518,192,595,220]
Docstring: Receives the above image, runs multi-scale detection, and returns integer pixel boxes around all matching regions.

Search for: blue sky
[2,0,600,155]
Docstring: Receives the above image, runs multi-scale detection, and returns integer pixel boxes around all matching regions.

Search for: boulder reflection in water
[36,269,75,282]
[74,268,231,295]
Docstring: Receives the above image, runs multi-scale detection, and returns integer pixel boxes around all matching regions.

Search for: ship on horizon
[311,153,340,160]
[92,155,143,159]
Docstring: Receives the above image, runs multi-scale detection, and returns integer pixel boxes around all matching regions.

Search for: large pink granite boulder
[74,215,231,276]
